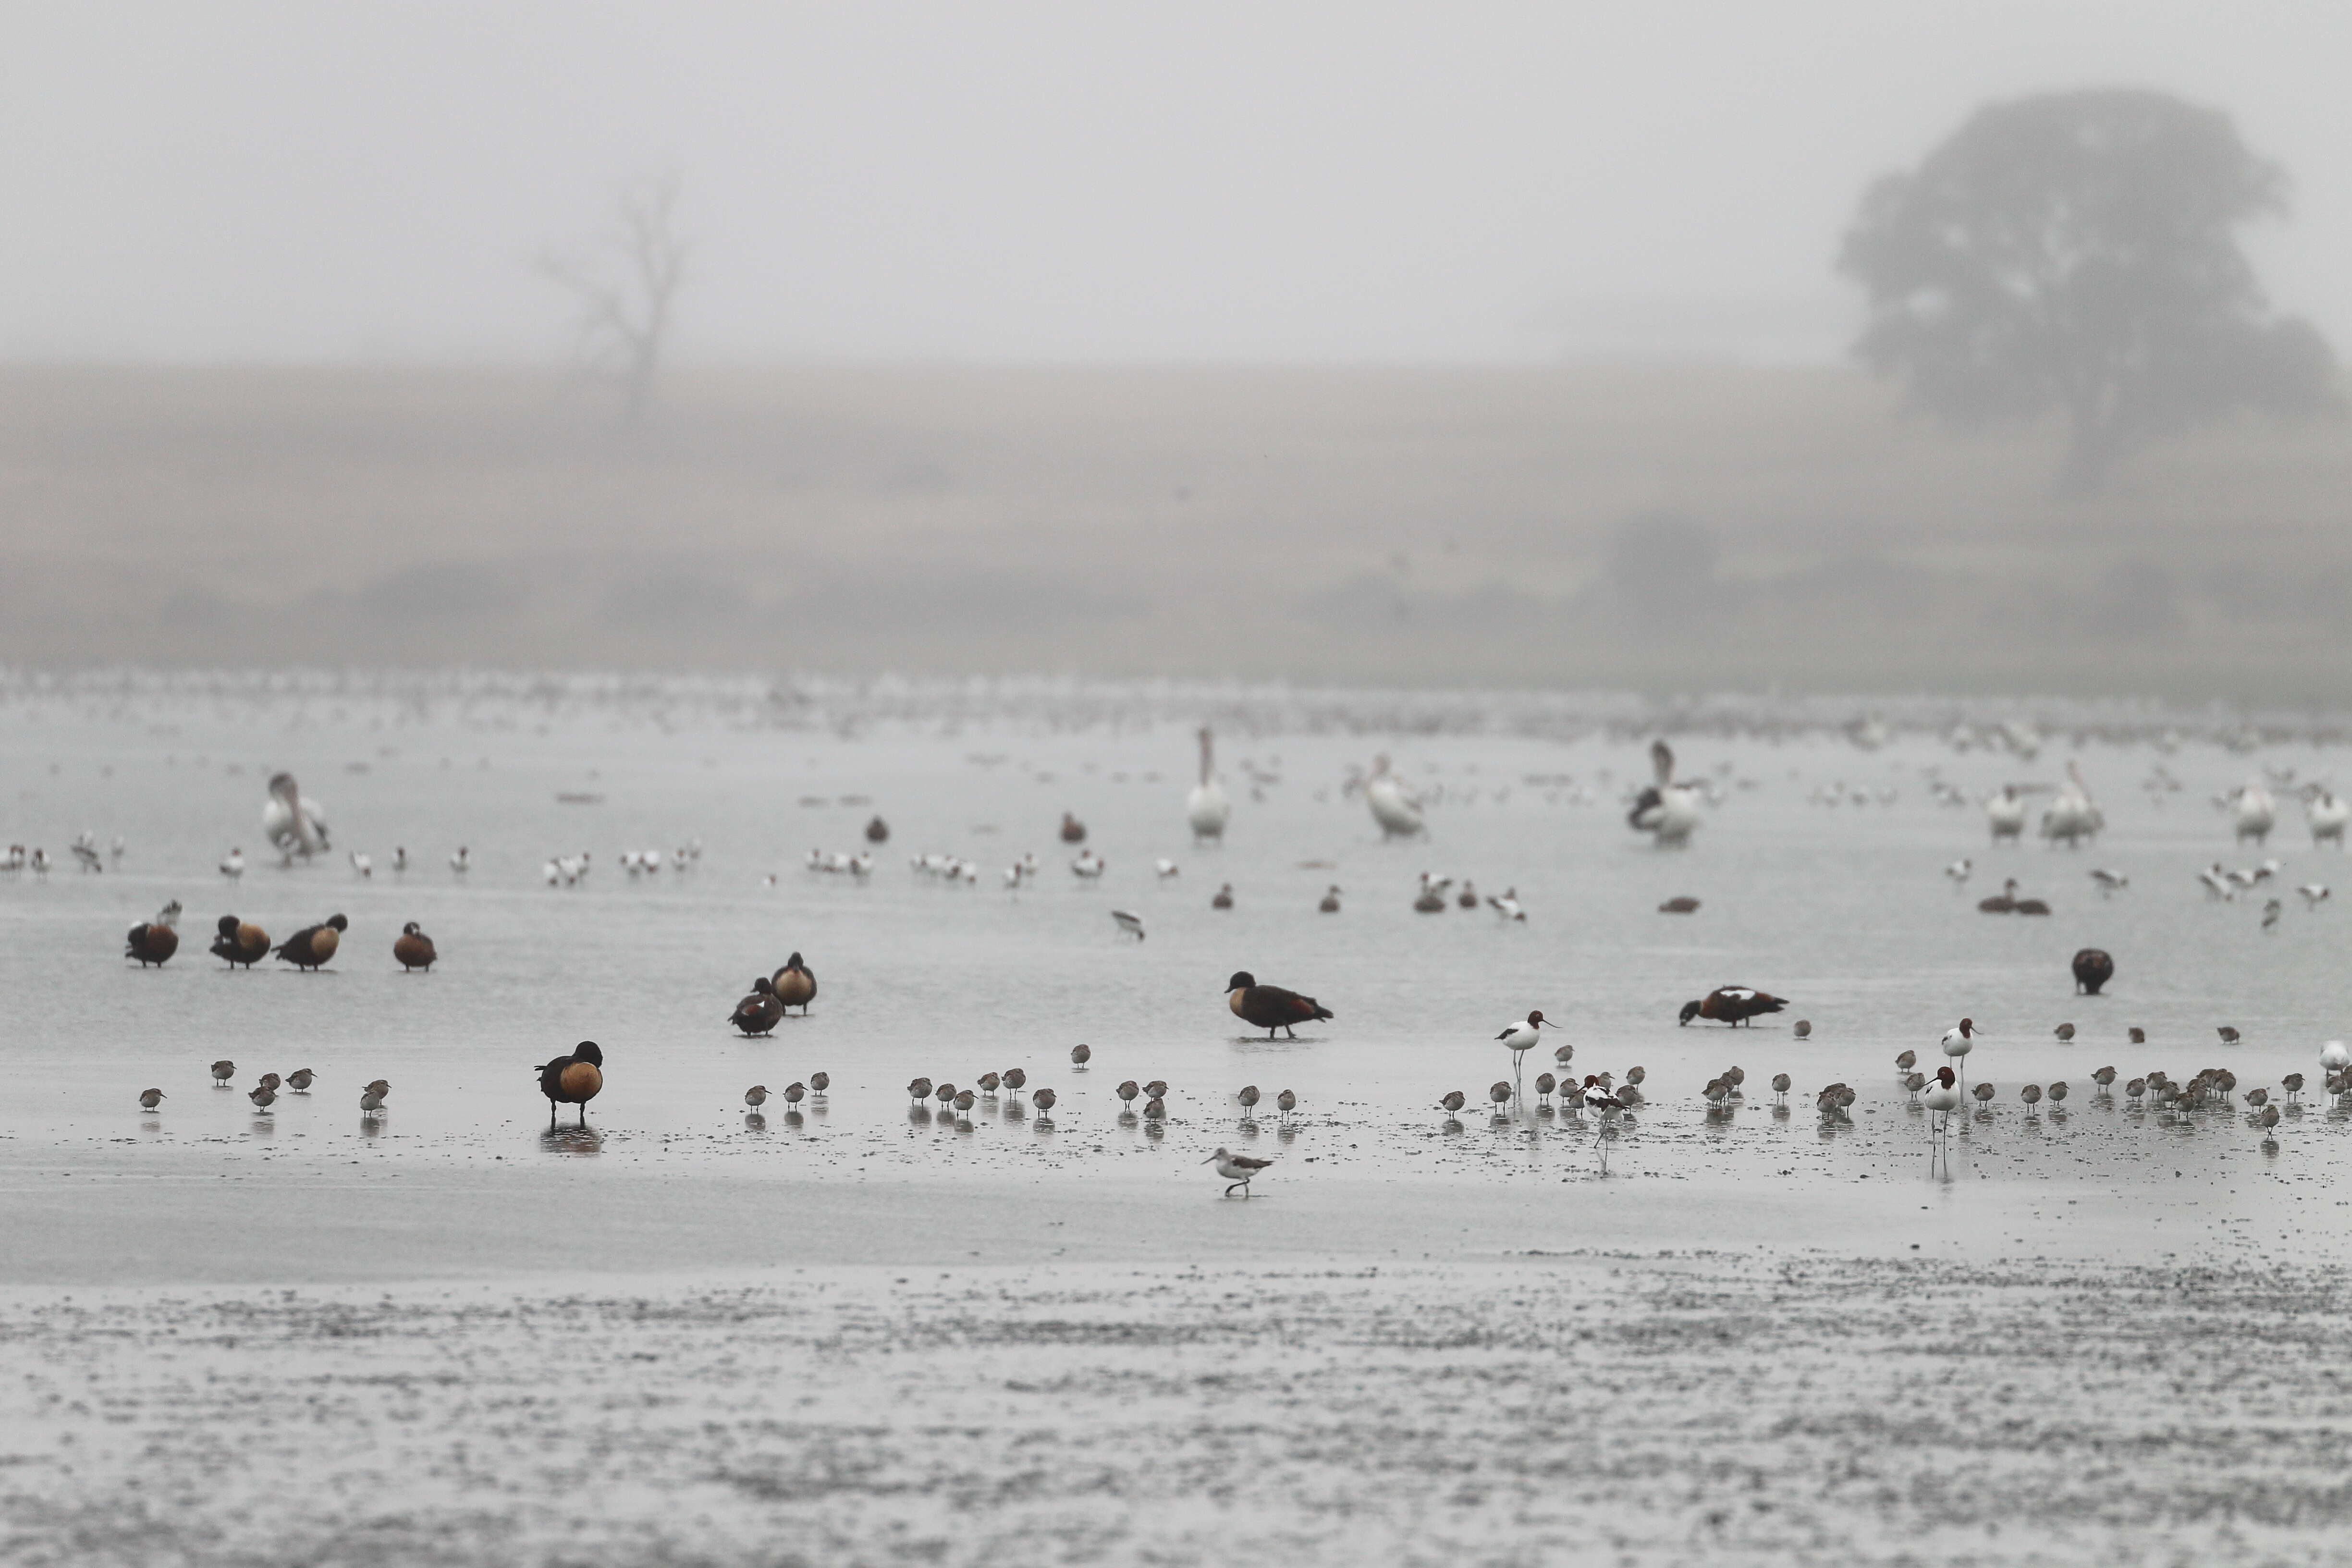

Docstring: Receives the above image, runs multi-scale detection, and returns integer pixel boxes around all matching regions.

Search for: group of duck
[122,903,437,972]
[726,955,819,1034]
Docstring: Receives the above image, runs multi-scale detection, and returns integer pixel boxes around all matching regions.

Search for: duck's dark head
[786,952,804,969]
[1226,971,1255,992]
[402,921,421,936]
[572,1041,603,1066]
[327,913,349,931]
[1678,1000,1702,1025]
[754,977,774,994]
[217,914,240,936]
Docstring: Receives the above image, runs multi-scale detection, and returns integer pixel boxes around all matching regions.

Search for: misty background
[5,2,2351,699]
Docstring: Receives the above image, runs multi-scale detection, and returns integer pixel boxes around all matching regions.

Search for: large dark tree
[1840,89,2335,491]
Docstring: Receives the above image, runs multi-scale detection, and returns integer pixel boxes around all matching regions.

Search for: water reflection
[783,1110,804,1131]
[908,1105,931,1127]
[539,1126,603,1156]
[743,1113,767,1133]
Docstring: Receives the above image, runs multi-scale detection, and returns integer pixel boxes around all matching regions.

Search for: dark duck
[273,913,347,970]
[1225,971,1334,1039]
[393,921,437,971]
[1678,986,1788,1027]
[538,1041,604,1127]
[731,976,783,1036]
[124,902,182,967]
[210,914,270,968]
[770,953,817,1015]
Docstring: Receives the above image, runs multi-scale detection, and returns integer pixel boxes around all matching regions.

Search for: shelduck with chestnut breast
[273,913,347,970]
[210,914,270,968]
[125,902,182,967]
[538,1041,604,1128]
[393,922,437,971]
[770,953,817,1015]
[1226,972,1333,1039]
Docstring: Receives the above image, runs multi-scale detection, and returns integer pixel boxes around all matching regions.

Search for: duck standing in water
[2072,948,2114,994]
[538,1041,604,1128]
[1225,971,1334,1039]
[730,977,784,1036]
[273,914,348,970]
[210,914,270,968]
[1060,812,1088,844]
[393,922,438,971]
[125,902,182,967]
[771,953,817,1015]
[1677,987,1788,1027]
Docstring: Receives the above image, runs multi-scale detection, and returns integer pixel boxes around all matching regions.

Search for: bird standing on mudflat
[538,1041,604,1128]
[730,977,783,1036]
[1225,972,1333,1039]
[211,915,269,968]
[393,922,437,971]
[1678,987,1788,1027]
[273,914,348,971]
[1204,1147,1275,1196]
[770,953,817,1015]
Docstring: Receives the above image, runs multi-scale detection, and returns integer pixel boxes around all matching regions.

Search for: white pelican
[1627,741,1702,846]
[1187,727,1231,843]
[219,847,245,880]
[1984,786,2028,843]
[2233,782,2276,845]
[2306,786,2349,847]
[1364,755,1426,839]
[261,773,330,862]
[2039,762,2103,846]
[1110,908,1146,941]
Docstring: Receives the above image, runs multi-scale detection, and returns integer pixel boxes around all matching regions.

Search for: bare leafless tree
[540,172,687,425]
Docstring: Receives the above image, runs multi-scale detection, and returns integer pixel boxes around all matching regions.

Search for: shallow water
[2,678,2344,1273]
[4,676,2349,1562]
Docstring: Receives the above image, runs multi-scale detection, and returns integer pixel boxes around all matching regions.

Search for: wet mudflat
[9,1250,2352,1568]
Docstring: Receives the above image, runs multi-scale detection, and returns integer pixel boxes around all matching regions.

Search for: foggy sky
[5,1,2350,365]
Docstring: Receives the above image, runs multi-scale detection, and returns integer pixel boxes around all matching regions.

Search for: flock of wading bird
[110,732,2352,1193]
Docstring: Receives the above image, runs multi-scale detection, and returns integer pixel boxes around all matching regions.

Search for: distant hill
[2,363,2344,700]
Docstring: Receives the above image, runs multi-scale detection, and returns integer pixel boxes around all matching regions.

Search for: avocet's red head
[1936,1066,1956,1087]
[1958,1017,1975,1036]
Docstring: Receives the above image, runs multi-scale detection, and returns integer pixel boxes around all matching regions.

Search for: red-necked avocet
[2232,782,2277,845]
[2305,785,2349,847]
